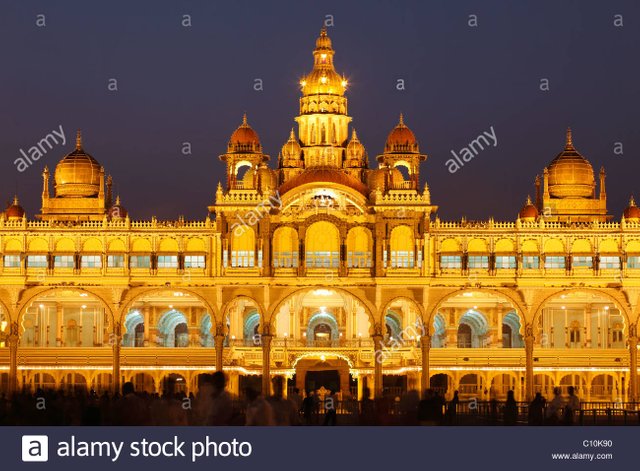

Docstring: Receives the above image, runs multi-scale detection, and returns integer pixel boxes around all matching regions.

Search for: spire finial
[115,195,121,205]
[398,113,405,126]
[565,127,573,148]
[320,25,327,37]
[241,113,248,127]
[631,195,637,207]
[351,128,358,140]
[12,195,19,205]
[76,130,83,150]
[526,195,532,205]
[289,128,296,139]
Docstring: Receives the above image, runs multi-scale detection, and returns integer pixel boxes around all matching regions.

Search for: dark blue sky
[1,0,638,220]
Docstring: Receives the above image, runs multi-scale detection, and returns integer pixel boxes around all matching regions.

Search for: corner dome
[547,128,595,199]
[54,130,102,198]
[5,195,25,219]
[108,195,128,219]
[384,114,419,153]
[519,196,539,221]
[624,196,640,221]
[228,114,262,153]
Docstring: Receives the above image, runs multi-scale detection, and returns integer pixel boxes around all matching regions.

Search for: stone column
[215,322,225,372]
[56,303,63,346]
[261,334,272,396]
[629,326,638,403]
[112,321,122,395]
[373,333,384,398]
[524,324,535,401]
[143,305,150,346]
[8,322,19,396]
[421,335,431,394]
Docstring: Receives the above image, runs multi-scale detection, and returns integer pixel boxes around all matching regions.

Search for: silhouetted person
[245,387,274,426]
[546,387,563,425]
[323,391,337,426]
[528,392,546,426]
[359,388,375,425]
[503,390,518,425]
[564,386,580,425]
[268,376,299,425]
[446,390,459,425]
[302,390,316,425]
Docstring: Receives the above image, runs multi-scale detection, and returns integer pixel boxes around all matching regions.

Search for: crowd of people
[0,375,583,426]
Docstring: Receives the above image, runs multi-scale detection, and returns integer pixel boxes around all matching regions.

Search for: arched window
[389,225,415,268]
[305,221,340,268]
[331,123,337,144]
[231,226,256,268]
[273,227,299,268]
[347,227,373,268]
[310,124,316,144]
[321,124,326,143]
[157,309,189,348]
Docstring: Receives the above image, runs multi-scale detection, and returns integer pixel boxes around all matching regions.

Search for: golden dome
[519,195,539,221]
[624,196,640,221]
[367,168,387,192]
[384,114,419,153]
[300,28,347,97]
[5,195,25,219]
[279,168,368,196]
[242,166,257,187]
[346,129,365,160]
[228,114,262,153]
[547,128,595,198]
[54,130,102,198]
[281,129,302,161]
[257,164,278,192]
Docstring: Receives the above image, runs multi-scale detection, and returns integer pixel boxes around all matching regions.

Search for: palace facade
[2,28,640,404]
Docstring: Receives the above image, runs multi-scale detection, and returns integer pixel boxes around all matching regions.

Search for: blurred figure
[446,390,459,425]
[268,376,299,425]
[118,382,149,425]
[503,390,518,425]
[528,392,546,426]
[546,387,563,425]
[245,387,274,426]
[323,390,337,426]
[359,387,376,426]
[564,386,580,425]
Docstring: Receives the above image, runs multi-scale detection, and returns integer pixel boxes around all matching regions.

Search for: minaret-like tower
[294,27,352,170]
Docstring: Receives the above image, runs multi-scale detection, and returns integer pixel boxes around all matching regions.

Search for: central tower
[295,27,351,168]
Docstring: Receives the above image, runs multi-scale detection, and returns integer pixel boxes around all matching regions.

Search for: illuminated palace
[2,27,640,404]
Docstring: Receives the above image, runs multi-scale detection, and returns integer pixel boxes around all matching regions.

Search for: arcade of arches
[1,287,638,404]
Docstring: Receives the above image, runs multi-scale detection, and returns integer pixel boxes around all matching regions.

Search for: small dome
[389,167,405,186]
[624,196,640,221]
[385,114,419,153]
[281,129,302,162]
[257,164,278,192]
[367,168,387,192]
[315,27,332,50]
[228,114,262,153]
[519,196,539,221]
[346,129,365,161]
[547,128,595,199]
[54,131,102,198]
[5,196,25,219]
[242,166,257,187]
[108,195,128,219]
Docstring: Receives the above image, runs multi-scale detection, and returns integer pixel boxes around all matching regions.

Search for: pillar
[215,322,225,372]
[143,305,150,346]
[112,321,122,394]
[629,327,638,403]
[8,322,19,396]
[421,335,431,394]
[56,303,63,346]
[261,334,272,396]
[373,333,384,398]
[524,324,534,401]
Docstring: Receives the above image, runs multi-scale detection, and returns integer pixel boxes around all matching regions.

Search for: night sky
[1,0,639,221]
